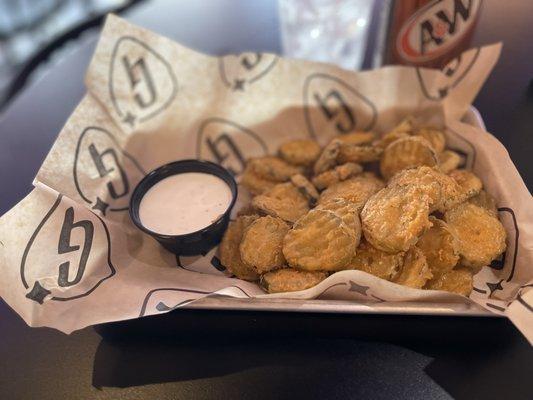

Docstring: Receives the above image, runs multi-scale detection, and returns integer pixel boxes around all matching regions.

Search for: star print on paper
[233,79,245,91]
[122,111,136,127]
[26,281,51,304]
[91,197,109,215]
[487,280,504,297]
[349,281,370,296]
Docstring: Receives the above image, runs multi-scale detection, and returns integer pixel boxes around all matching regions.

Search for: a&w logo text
[396,0,481,63]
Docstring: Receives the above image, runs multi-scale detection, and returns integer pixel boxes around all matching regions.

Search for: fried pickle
[252,182,309,223]
[416,217,459,276]
[380,136,438,180]
[393,246,432,289]
[260,268,328,293]
[318,172,385,211]
[240,216,290,274]
[283,209,356,271]
[361,185,432,253]
[219,215,260,280]
[445,203,506,269]
[279,139,321,167]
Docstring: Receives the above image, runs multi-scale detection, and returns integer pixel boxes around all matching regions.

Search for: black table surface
[0,1,532,399]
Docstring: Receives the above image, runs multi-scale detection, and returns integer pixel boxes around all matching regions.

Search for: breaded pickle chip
[417,217,459,275]
[248,156,303,182]
[290,174,320,206]
[415,127,446,153]
[380,136,438,180]
[319,173,385,211]
[361,185,432,253]
[240,216,290,274]
[283,209,356,271]
[279,139,321,167]
[375,117,414,149]
[260,268,328,293]
[312,162,363,190]
[388,166,462,212]
[345,240,404,281]
[448,169,483,202]
[240,166,276,195]
[219,215,260,280]
[314,139,341,174]
[444,203,506,269]
[316,198,362,246]
[252,182,309,223]
[439,150,463,173]
[393,247,432,289]
[337,143,383,164]
[468,190,498,217]
[425,267,473,296]
[336,131,376,145]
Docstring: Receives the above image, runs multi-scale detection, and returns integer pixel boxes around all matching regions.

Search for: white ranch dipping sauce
[139,172,233,235]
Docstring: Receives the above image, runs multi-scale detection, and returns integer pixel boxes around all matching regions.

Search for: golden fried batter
[361,185,432,253]
[279,139,321,167]
[444,203,506,269]
[388,166,462,212]
[337,143,383,164]
[240,166,276,195]
[345,239,404,281]
[380,136,438,180]
[252,182,310,223]
[219,215,260,280]
[260,268,328,293]
[415,127,446,153]
[468,190,498,217]
[425,267,473,296]
[439,150,463,173]
[240,216,290,274]
[283,209,356,271]
[314,139,342,174]
[448,169,482,202]
[316,198,362,245]
[393,247,432,289]
[318,173,385,211]
[248,156,303,182]
[290,174,320,206]
[416,217,459,276]
[312,163,363,190]
[375,116,414,149]
[336,131,376,145]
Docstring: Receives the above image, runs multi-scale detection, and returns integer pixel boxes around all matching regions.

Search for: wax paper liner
[1,15,531,341]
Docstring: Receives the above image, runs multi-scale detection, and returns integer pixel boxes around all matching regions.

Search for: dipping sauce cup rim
[129,159,238,239]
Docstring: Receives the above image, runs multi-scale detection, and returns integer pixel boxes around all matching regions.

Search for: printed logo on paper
[416,47,481,100]
[219,52,278,91]
[139,288,209,317]
[109,36,178,127]
[176,247,227,275]
[73,127,146,215]
[396,0,481,63]
[304,73,377,139]
[21,195,115,304]
[196,117,268,177]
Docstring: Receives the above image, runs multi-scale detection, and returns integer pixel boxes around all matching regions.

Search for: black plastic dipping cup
[129,160,238,256]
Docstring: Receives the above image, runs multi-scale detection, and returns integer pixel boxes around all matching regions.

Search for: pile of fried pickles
[219,117,507,295]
